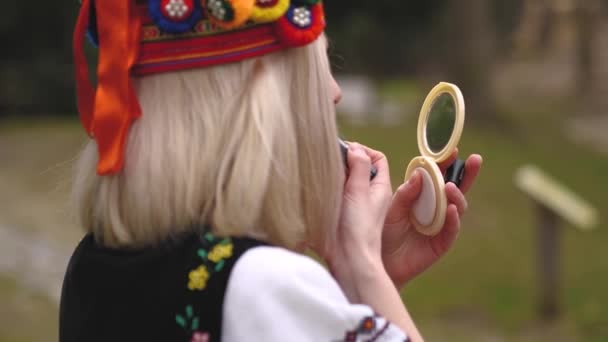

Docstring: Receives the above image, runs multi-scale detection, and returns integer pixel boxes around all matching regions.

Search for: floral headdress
[74,0,325,175]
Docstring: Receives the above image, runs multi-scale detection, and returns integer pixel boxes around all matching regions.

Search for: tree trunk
[513,0,548,55]
[441,0,498,123]
[575,0,605,108]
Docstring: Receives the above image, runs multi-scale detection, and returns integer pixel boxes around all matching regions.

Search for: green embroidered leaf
[186,305,193,318]
[204,233,214,242]
[175,315,186,328]
[191,317,200,330]
[220,238,230,245]
[215,259,225,272]
[197,249,207,259]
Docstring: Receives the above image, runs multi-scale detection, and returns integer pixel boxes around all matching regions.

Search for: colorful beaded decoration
[148,0,203,33]
[274,2,324,47]
[144,0,325,49]
[204,0,255,29]
[251,0,290,23]
[74,0,326,175]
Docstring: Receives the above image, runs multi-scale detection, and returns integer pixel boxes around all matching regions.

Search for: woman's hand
[326,143,393,301]
[382,150,483,289]
[327,143,425,341]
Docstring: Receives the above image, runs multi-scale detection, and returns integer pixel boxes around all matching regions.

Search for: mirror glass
[425,92,456,153]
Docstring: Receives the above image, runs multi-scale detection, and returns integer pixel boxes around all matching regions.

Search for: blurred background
[1,0,607,340]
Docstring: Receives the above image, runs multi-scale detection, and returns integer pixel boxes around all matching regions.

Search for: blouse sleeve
[221,246,409,342]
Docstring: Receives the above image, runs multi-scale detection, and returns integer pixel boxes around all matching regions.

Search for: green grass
[377,79,425,105]
[339,102,608,340]
[0,276,58,342]
[0,117,86,244]
[1,102,607,340]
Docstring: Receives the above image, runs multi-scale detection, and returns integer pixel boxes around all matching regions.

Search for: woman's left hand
[381,150,483,289]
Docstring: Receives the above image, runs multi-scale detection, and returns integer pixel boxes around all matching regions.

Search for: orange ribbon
[73,0,95,134]
[74,0,142,175]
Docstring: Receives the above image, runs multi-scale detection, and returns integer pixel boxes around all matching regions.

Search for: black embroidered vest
[59,231,266,342]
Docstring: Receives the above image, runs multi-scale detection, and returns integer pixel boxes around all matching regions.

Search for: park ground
[0,90,607,341]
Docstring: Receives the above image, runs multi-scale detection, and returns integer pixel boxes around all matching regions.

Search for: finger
[356,143,386,165]
[438,148,459,174]
[459,154,483,194]
[355,143,391,188]
[445,183,468,216]
[344,143,372,195]
[384,170,423,224]
[434,204,461,254]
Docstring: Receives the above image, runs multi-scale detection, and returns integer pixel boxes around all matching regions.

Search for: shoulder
[227,246,345,299]
[222,247,409,342]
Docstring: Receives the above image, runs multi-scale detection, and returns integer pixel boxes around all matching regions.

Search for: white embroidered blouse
[222,246,409,342]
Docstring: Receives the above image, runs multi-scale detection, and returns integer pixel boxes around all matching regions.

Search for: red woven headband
[74,0,325,175]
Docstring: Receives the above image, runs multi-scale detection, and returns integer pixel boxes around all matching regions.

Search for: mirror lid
[417,82,465,163]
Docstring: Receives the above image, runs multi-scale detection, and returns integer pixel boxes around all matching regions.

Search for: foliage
[0,1,524,116]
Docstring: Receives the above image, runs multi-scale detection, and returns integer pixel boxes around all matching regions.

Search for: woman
[61,1,482,341]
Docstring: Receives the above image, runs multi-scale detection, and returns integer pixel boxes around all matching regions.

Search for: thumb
[385,170,423,224]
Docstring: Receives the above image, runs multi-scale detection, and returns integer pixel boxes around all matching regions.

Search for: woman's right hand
[328,143,393,301]
[326,143,424,341]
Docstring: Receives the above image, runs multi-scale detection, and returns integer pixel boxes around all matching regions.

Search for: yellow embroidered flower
[188,266,210,291]
[208,243,233,263]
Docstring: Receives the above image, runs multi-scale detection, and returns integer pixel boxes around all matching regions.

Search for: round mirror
[426,93,456,153]
[406,82,466,236]
[417,82,465,163]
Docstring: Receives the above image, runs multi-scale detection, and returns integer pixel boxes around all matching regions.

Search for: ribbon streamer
[73,0,143,175]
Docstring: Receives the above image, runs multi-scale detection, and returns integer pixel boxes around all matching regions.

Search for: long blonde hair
[72,36,344,250]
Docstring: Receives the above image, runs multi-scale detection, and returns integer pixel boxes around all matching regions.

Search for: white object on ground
[514,165,599,230]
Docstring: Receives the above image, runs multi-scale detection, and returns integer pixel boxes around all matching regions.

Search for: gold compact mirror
[404,82,465,236]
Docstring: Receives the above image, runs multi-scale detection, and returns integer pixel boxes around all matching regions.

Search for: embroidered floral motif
[359,316,376,332]
[175,305,210,341]
[191,331,210,342]
[188,265,210,290]
[175,233,234,340]
[208,242,233,263]
[340,315,390,342]
[187,233,234,291]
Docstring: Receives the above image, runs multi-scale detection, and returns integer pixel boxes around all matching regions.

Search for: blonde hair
[72,36,344,250]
